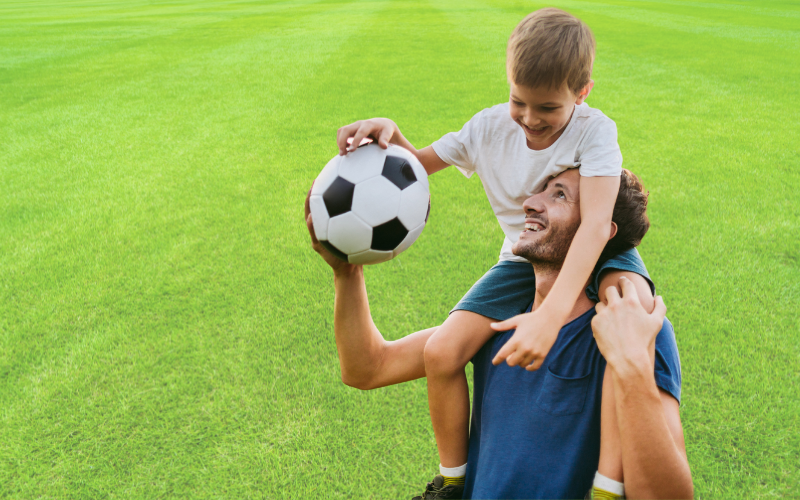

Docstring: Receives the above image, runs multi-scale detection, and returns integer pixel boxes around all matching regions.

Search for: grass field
[1,0,798,497]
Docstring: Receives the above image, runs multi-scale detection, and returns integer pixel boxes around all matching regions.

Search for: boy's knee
[423,333,465,376]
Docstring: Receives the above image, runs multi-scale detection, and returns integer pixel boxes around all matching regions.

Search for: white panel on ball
[338,144,386,184]
[311,155,341,196]
[397,182,430,230]
[308,195,330,241]
[348,249,393,265]
[386,145,428,191]
[351,176,401,227]
[327,212,373,255]
[393,222,426,258]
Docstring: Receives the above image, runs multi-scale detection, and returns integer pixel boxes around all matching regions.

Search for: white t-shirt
[432,102,622,262]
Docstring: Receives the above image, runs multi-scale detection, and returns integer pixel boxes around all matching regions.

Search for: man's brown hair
[507,8,595,94]
[599,169,650,265]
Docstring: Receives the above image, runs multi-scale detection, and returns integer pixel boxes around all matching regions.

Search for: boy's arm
[336,118,449,175]
[305,191,435,389]
[491,175,620,369]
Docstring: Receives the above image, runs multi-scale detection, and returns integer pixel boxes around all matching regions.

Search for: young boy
[337,9,649,499]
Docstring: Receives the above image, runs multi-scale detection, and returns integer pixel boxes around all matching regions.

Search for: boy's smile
[508,74,592,151]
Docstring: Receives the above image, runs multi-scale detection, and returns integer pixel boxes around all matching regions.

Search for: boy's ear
[608,221,618,241]
[576,80,594,104]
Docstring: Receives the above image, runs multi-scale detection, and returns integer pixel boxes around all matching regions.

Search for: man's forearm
[332,267,386,388]
[332,268,431,389]
[613,359,693,499]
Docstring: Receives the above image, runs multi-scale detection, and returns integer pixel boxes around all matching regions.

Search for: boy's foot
[412,474,464,500]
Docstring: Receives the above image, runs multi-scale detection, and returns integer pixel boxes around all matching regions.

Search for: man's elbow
[340,370,379,391]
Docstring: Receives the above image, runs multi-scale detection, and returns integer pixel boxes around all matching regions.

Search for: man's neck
[531,263,596,325]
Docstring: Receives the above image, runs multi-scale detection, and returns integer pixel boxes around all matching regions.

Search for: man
[305,168,693,499]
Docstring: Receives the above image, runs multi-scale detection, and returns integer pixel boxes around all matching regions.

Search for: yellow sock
[439,463,467,486]
[591,472,625,499]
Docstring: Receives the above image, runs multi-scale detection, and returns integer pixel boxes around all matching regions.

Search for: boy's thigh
[452,261,537,321]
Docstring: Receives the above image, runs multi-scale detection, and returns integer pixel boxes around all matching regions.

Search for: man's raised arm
[305,191,434,390]
[592,277,694,499]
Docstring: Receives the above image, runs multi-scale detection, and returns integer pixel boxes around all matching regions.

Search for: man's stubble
[512,217,581,272]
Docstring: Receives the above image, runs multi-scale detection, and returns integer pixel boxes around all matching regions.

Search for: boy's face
[507,75,592,150]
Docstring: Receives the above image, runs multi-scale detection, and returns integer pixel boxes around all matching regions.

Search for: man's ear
[608,221,618,241]
[576,80,594,104]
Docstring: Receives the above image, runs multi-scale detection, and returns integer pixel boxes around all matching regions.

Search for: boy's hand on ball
[336,118,398,155]
[305,188,359,274]
[490,309,561,371]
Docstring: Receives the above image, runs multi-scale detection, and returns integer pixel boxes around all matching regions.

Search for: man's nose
[523,192,546,214]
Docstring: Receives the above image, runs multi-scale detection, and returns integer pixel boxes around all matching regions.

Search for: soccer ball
[309,144,430,265]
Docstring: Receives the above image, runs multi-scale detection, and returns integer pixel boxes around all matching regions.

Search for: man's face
[507,70,591,150]
[512,169,582,267]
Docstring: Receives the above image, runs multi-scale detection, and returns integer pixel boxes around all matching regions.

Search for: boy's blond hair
[507,8,595,95]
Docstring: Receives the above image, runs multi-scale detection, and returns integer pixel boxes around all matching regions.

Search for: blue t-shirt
[464,305,682,499]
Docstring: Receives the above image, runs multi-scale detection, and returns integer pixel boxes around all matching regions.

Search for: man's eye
[558,191,565,199]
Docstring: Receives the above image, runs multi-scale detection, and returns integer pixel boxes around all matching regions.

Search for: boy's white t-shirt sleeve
[576,117,623,177]
[431,110,485,179]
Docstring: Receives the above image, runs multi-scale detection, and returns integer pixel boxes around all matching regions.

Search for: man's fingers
[306,213,319,245]
[595,302,607,314]
[605,284,621,305]
[652,295,667,320]
[304,185,313,219]
[619,276,639,304]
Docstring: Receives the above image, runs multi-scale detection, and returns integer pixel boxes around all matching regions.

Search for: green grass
[1,0,798,497]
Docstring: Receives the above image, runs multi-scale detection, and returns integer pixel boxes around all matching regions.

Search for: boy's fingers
[348,125,371,152]
[337,123,359,155]
[525,358,543,371]
[377,128,392,148]
[492,343,514,365]
[490,315,518,332]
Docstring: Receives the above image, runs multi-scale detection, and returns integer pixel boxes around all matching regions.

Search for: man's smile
[524,218,547,232]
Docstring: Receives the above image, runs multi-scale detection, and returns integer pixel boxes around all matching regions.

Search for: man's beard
[512,218,581,271]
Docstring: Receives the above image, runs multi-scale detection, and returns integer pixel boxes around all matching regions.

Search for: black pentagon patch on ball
[425,198,430,222]
[371,217,408,251]
[382,155,417,190]
[323,176,355,217]
[320,240,348,262]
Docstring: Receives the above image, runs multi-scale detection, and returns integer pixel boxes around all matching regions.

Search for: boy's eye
[513,100,525,107]
[541,107,557,112]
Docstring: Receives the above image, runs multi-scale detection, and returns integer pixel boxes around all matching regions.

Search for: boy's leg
[423,310,497,468]
[593,333,658,499]
[598,364,624,481]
